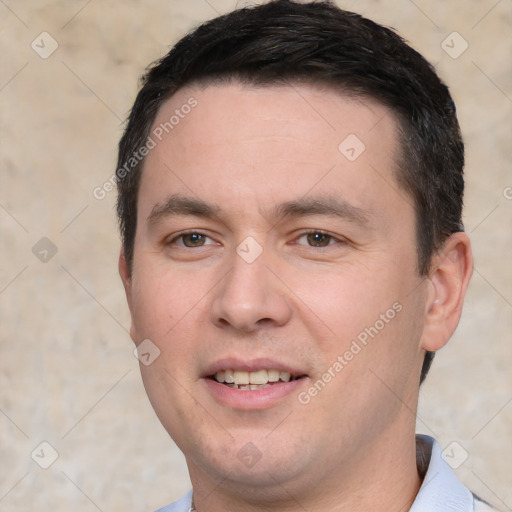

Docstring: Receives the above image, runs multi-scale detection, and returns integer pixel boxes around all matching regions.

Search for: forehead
[152,81,398,154]
[138,82,408,224]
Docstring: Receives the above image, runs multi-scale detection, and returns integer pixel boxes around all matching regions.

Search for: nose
[210,248,292,333]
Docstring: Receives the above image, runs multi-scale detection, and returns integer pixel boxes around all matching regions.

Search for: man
[116,1,497,510]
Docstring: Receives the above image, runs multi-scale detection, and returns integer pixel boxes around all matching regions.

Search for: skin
[119,83,473,512]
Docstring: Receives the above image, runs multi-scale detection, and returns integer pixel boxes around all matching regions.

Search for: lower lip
[203,378,307,410]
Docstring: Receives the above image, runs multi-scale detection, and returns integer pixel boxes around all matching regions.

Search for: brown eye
[181,233,207,247]
[306,232,333,247]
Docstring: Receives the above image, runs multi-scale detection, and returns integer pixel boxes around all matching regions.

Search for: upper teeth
[215,369,292,385]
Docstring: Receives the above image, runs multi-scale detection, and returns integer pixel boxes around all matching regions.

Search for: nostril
[255,317,274,326]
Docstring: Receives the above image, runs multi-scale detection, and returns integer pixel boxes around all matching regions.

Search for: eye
[296,231,338,247]
[170,232,215,248]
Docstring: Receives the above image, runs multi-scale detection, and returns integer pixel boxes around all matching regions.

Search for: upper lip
[202,358,308,378]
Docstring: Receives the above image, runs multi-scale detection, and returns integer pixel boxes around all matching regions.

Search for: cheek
[289,262,403,342]
[303,294,425,443]
[290,256,424,381]
[130,266,208,435]
[130,261,207,342]
[333,284,426,408]
[129,261,217,404]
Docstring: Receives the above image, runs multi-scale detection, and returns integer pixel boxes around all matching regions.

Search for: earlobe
[420,233,473,352]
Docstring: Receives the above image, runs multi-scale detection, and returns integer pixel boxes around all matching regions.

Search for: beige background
[0,0,511,510]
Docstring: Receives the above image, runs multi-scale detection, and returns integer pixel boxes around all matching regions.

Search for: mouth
[208,368,307,391]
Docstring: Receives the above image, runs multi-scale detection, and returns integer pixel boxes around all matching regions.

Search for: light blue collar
[410,435,473,511]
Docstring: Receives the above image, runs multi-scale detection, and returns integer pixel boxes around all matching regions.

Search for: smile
[211,368,305,390]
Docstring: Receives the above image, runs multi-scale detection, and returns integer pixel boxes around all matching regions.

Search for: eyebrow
[147,194,373,228]
[147,195,222,225]
[275,196,373,227]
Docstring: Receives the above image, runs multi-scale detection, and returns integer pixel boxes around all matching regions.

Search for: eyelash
[293,230,345,248]
[167,230,345,249]
[167,231,217,247]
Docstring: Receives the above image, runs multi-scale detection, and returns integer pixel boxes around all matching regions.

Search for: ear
[420,232,473,352]
[118,248,137,344]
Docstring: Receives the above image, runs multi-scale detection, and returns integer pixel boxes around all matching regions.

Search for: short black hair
[116,0,465,384]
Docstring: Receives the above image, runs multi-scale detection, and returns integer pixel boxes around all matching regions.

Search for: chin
[182,425,318,491]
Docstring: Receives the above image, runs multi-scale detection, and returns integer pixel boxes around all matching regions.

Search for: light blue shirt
[155,436,497,512]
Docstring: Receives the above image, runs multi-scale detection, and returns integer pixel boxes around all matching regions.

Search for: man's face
[122,83,428,493]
